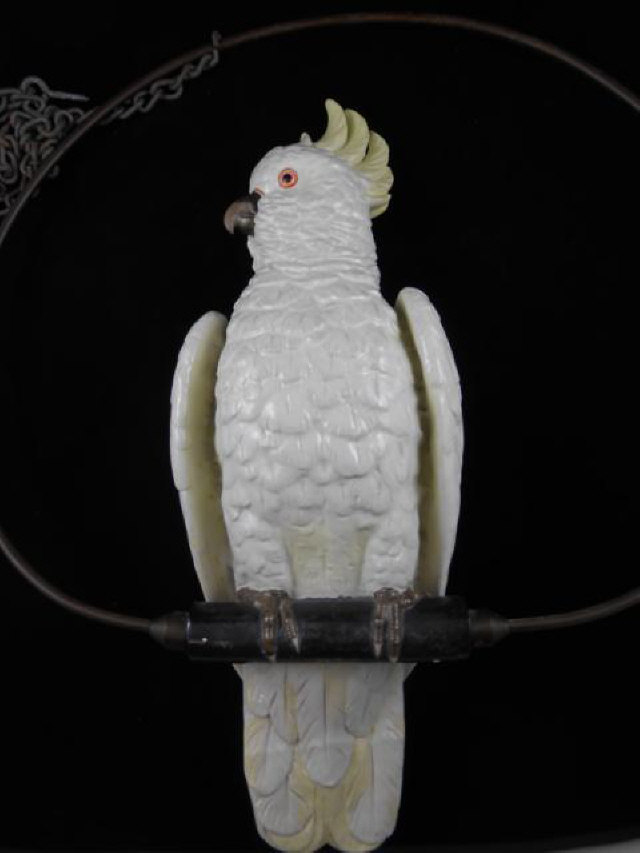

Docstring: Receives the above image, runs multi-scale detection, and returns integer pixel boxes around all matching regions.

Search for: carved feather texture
[170,311,233,601]
[241,662,406,851]
[307,99,393,217]
[287,664,353,787]
[243,663,297,745]
[217,145,422,598]
[395,288,464,595]
[251,751,314,836]
[244,708,294,797]
[348,666,405,845]
[344,663,396,737]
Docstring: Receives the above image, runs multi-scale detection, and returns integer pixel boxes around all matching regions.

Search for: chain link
[0,32,220,221]
[102,40,220,123]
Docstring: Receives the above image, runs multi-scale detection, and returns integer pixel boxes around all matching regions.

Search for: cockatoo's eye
[278,168,298,189]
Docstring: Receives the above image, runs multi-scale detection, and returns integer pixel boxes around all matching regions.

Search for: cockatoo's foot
[236,588,299,659]
[372,588,416,662]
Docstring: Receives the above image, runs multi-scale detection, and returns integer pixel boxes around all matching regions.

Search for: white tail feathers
[287,664,354,787]
[239,661,406,853]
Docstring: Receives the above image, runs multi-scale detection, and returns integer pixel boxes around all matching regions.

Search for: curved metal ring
[1,13,638,633]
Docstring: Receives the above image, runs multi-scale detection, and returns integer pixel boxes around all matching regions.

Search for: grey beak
[223,191,261,235]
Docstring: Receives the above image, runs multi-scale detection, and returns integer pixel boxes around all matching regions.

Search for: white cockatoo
[170,99,463,852]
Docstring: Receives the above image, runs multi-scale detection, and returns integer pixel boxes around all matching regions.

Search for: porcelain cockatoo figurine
[170,99,463,852]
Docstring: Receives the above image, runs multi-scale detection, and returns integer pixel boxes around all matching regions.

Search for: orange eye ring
[278,168,298,189]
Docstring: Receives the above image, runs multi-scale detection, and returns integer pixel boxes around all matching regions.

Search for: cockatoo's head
[224,99,393,268]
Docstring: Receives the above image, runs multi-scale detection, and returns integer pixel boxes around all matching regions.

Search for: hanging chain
[101,38,220,123]
[0,77,88,219]
[0,32,220,222]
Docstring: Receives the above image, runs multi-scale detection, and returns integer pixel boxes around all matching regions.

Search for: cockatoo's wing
[395,288,464,596]
[170,311,233,601]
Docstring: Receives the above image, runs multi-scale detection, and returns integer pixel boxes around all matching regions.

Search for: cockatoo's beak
[223,191,262,235]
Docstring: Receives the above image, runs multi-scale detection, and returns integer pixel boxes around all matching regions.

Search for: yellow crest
[301,99,393,218]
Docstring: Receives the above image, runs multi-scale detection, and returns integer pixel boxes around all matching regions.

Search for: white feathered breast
[216,269,421,597]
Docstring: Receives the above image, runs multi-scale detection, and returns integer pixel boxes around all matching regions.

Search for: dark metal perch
[150,597,511,662]
[149,591,639,662]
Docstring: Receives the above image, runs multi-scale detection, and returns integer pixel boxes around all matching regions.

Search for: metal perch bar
[2,520,638,656]
[149,596,509,662]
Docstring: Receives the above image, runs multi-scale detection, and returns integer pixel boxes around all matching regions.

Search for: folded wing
[170,311,233,601]
[395,288,464,596]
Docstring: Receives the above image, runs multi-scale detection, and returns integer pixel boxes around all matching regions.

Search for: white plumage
[170,100,463,852]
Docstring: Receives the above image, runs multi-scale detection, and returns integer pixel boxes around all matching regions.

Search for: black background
[1,4,638,851]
